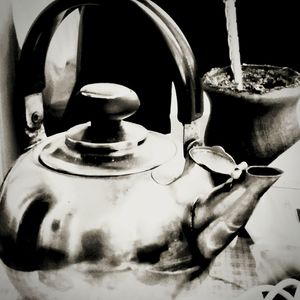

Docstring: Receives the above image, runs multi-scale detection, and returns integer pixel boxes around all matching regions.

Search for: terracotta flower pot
[202,64,300,165]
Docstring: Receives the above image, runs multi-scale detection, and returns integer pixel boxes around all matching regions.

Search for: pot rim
[202,64,300,102]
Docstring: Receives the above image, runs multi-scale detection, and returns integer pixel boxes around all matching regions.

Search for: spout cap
[189,145,236,175]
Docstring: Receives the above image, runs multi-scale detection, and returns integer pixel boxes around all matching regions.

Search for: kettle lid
[39,83,177,176]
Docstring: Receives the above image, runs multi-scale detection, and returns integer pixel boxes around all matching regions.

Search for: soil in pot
[203,64,300,94]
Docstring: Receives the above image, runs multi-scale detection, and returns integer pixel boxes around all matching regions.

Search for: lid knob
[65,83,147,152]
[80,83,140,124]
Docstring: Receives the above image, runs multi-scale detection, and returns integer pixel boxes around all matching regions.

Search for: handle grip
[19,0,203,147]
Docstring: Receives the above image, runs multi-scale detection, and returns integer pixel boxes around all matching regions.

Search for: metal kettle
[0,0,283,299]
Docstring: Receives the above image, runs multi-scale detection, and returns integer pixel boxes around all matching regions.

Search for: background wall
[0,0,19,182]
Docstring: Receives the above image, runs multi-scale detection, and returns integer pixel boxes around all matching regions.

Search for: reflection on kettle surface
[0,0,285,299]
[0,81,282,299]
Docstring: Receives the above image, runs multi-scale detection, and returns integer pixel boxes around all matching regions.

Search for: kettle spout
[192,166,283,260]
[168,144,241,207]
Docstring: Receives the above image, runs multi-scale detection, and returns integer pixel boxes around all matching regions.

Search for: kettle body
[1,0,205,297]
[0,0,283,299]
[0,133,192,272]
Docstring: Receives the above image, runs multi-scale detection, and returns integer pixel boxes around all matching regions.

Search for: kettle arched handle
[18,0,203,148]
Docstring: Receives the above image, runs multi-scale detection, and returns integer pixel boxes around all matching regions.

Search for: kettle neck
[171,157,214,206]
